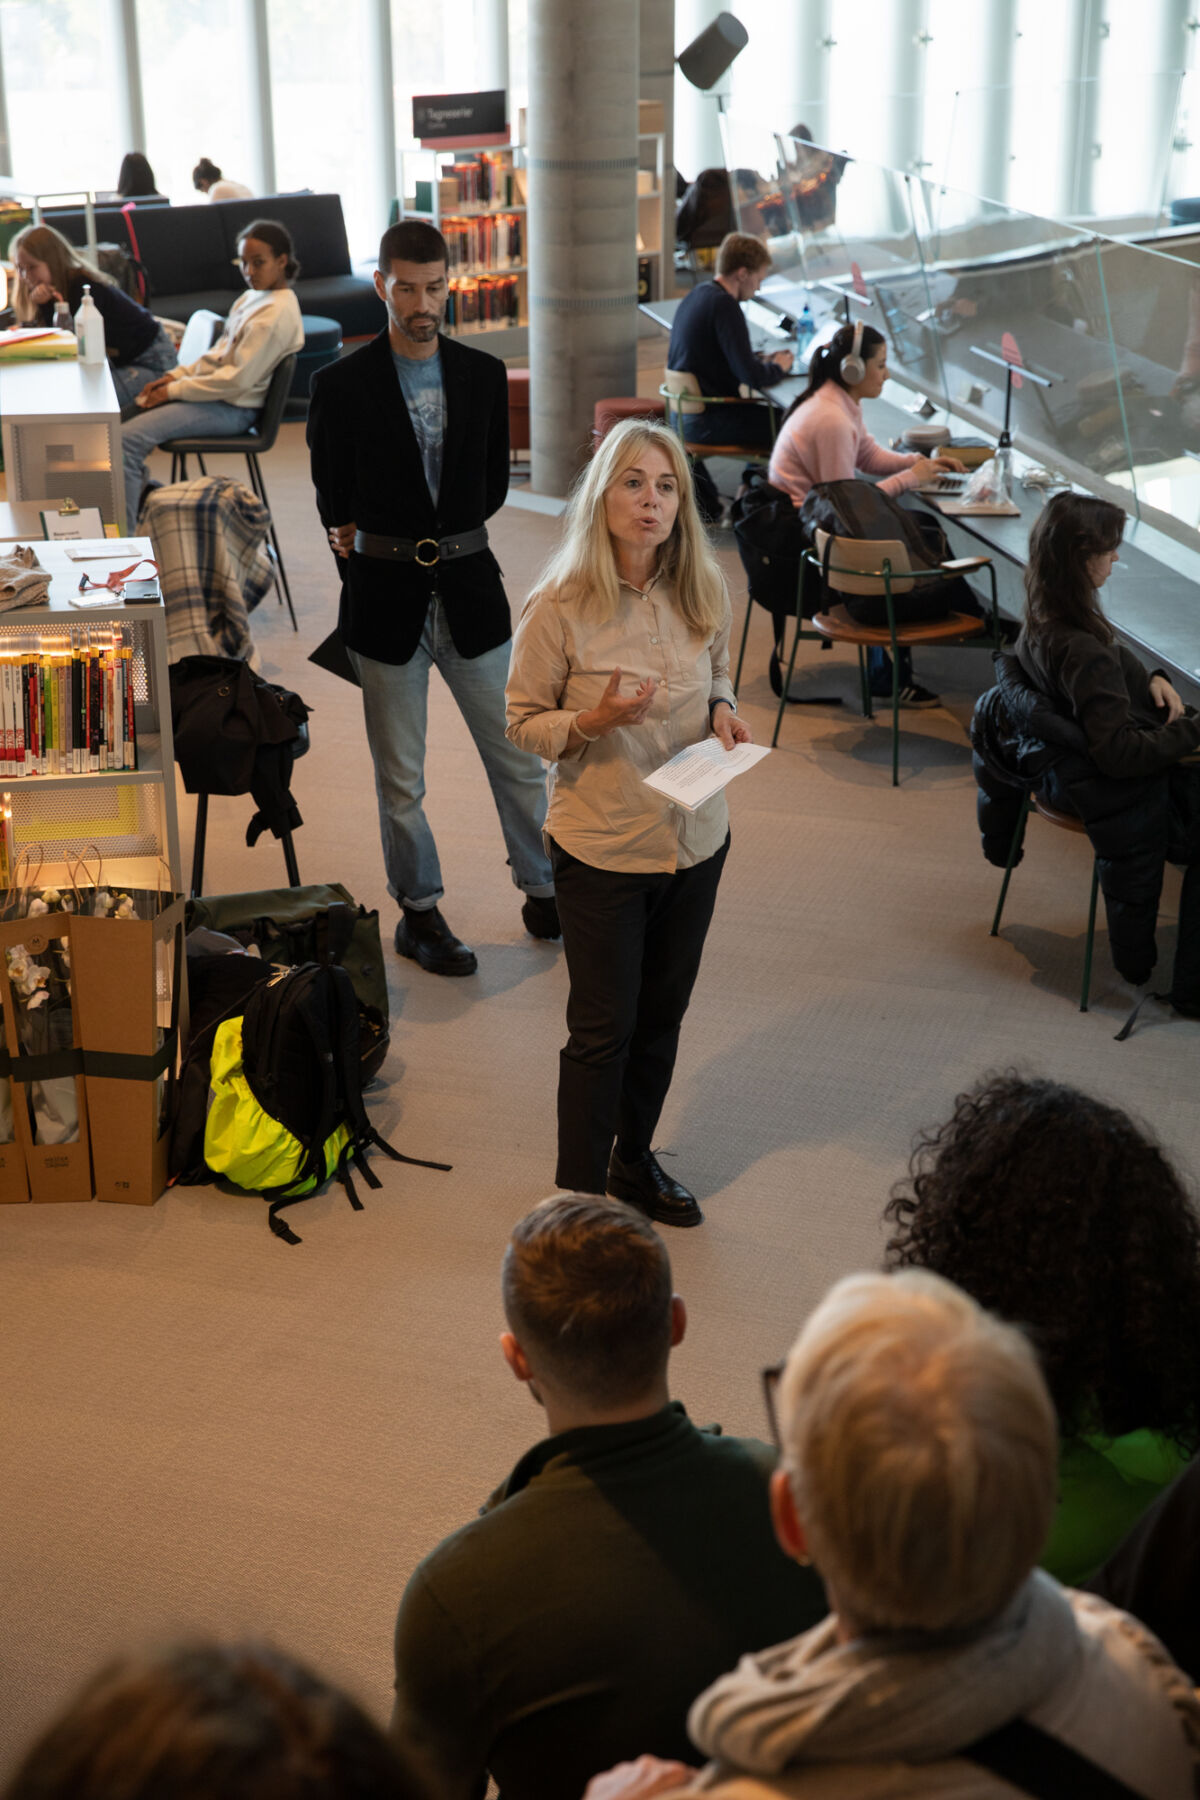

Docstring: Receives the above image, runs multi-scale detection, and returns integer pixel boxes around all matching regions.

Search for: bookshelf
[637,128,667,303]
[399,145,528,350]
[0,538,181,895]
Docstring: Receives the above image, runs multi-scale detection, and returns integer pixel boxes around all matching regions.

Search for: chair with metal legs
[659,371,780,473]
[990,790,1101,1012]
[784,535,1000,783]
[162,353,299,632]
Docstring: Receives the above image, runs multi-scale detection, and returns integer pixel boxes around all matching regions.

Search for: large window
[1,1,123,198]
[270,0,376,250]
[136,0,255,204]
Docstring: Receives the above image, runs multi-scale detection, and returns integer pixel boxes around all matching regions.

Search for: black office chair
[162,352,299,632]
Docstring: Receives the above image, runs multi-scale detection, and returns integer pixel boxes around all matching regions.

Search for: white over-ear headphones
[839,319,866,387]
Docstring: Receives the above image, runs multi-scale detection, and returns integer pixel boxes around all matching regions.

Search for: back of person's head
[778,1269,1057,1634]
[786,320,886,418]
[1023,490,1123,645]
[885,1072,1200,1448]
[1,1640,413,1800]
[237,218,300,282]
[117,152,157,198]
[715,231,771,278]
[378,220,448,270]
[193,157,222,191]
[789,123,815,143]
[502,1196,674,1408]
[527,417,724,635]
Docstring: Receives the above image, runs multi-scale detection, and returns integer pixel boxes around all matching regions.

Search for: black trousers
[550,835,730,1195]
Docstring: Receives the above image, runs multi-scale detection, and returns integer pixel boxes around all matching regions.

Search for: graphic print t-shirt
[392,346,445,504]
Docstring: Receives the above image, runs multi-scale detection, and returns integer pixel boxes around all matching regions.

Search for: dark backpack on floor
[174,962,449,1242]
[731,469,814,634]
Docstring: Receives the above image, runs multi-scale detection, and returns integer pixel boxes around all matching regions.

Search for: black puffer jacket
[971,654,1172,984]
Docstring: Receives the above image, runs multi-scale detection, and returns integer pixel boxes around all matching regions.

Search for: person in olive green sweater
[388,1196,826,1800]
[884,1072,1200,1587]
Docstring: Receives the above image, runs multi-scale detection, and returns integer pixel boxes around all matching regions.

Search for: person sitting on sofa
[11,223,176,413]
[193,157,253,202]
[116,152,165,200]
[121,217,303,527]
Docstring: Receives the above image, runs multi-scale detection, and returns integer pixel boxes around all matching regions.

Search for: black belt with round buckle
[353,527,489,565]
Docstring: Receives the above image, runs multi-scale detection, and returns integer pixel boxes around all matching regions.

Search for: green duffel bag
[186,883,389,1026]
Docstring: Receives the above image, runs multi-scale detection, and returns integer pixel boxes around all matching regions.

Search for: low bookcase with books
[399,146,529,351]
[0,541,183,1208]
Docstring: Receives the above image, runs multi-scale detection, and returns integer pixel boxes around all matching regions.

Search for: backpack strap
[963,1718,1143,1800]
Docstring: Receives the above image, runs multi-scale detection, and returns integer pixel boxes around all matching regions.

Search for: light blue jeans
[349,604,554,912]
[121,397,258,528]
[112,323,179,418]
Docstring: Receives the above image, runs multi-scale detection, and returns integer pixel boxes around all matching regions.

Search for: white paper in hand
[643,736,770,813]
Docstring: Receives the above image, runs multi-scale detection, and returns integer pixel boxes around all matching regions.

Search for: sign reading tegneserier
[412,90,508,147]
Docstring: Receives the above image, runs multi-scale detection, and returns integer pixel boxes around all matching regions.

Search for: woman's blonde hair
[778,1269,1057,1634]
[11,224,108,323]
[527,419,726,635]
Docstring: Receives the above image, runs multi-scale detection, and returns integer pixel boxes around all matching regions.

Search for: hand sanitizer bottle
[74,286,106,366]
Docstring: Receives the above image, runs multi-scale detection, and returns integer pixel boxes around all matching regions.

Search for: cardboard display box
[70,894,185,1207]
[0,912,93,1204]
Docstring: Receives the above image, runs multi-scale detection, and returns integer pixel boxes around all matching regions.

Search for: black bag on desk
[185,882,389,1028]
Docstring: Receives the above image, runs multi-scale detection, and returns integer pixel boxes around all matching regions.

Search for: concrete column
[673,0,724,183]
[245,0,277,196]
[971,0,1017,206]
[640,0,675,299]
[475,0,510,98]
[111,0,147,157]
[365,0,396,238]
[1063,0,1104,215]
[529,0,640,496]
[882,0,928,176]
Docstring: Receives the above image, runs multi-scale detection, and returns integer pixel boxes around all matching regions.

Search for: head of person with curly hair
[883,1072,1200,1451]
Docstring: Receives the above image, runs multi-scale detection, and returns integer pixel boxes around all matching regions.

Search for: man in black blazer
[307,220,557,976]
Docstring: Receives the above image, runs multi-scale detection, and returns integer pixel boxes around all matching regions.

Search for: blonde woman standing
[506,420,752,1224]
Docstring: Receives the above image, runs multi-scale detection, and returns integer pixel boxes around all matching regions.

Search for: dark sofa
[46,193,384,338]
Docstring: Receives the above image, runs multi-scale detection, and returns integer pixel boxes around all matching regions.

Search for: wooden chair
[990,791,1101,1012]
[659,370,780,463]
[786,533,999,785]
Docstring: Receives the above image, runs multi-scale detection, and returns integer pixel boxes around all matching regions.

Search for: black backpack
[731,469,815,632]
[798,478,952,573]
[171,962,449,1242]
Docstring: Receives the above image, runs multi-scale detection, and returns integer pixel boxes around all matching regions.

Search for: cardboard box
[0,912,93,1204]
[69,894,185,1207]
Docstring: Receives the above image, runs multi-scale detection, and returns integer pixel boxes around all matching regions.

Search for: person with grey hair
[387,1195,824,1800]
[588,1271,1200,1800]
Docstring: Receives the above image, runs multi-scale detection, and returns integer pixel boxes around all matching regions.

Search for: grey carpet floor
[2,422,1197,1770]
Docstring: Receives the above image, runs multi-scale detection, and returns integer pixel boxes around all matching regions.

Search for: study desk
[0,357,124,533]
[642,297,1200,700]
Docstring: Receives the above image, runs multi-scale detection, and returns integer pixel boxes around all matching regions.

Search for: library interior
[7,2,1200,1796]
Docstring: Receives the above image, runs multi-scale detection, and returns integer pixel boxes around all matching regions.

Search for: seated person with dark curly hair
[883,1071,1200,1587]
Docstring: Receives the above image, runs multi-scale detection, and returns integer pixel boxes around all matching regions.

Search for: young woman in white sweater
[120,218,304,527]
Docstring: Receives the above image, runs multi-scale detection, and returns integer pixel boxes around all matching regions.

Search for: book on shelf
[440,152,523,209]
[443,213,523,270]
[0,625,137,776]
[444,273,521,330]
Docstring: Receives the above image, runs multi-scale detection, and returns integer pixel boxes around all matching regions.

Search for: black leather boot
[394,905,478,976]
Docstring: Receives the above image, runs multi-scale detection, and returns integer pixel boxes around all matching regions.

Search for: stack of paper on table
[0,328,78,362]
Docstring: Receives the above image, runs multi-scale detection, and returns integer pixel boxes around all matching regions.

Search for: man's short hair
[502,1196,673,1407]
[378,220,449,271]
[778,1270,1058,1634]
[716,231,771,278]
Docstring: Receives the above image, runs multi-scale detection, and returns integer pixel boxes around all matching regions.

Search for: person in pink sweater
[768,321,964,708]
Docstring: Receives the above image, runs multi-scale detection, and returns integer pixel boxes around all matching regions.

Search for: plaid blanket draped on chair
[143,476,274,664]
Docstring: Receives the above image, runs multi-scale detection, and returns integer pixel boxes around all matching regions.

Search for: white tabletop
[0,356,119,424]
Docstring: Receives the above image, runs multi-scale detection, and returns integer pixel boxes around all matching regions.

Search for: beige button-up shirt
[506,576,736,873]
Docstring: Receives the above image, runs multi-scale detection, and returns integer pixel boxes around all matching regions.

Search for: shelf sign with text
[413,90,509,149]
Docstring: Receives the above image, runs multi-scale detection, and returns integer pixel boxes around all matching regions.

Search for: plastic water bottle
[51,297,73,335]
[794,302,815,358]
[74,285,106,366]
